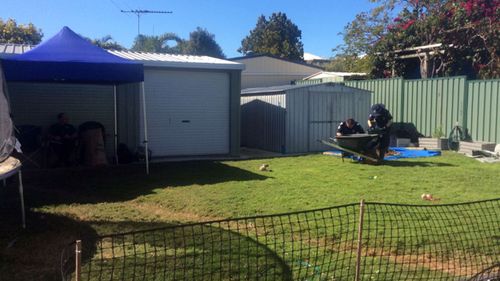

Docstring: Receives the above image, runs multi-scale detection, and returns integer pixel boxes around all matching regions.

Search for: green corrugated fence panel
[295,77,345,85]
[295,79,323,85]
[345,76,499,142]
[467,80,500,143]
[403,76,467,137]
[345,78,403,122]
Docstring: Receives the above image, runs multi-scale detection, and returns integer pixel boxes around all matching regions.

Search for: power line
[120,9,173,36]
[108,0,122,10]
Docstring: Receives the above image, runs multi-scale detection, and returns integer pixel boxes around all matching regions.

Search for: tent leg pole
[114,85,118,165]
[141,82,149,175]
[18,170,25,229]
[75,240,82,281]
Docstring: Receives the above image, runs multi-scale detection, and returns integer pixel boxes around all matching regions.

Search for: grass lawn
[1,152,499,280]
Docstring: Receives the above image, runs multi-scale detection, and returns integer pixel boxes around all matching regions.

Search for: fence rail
[62,199,500,281]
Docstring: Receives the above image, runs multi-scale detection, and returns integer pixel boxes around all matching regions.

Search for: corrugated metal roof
[0,43,34,58]
[304,71,367,80]
[241,82,372,95]
[0,43,244,70]
[242,84,310,95]
[109,50,245,70]
[229,54,323,70]
[303,52,326,61]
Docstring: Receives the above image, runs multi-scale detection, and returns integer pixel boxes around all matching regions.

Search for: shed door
[308,91,352,151]
[142,69,230,157]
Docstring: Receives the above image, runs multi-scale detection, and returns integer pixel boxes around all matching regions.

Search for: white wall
[235,56,321,89]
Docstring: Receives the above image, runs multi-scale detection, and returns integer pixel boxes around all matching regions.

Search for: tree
[338,0,500,79]
[0,18,43,45]
[131,35,159,52]
[131,33,184,53]
[238,12,304,60]
[338,0,448,78]
[130,28,226,58]
[441,0,500,78]
[336,3,393,57]
[90,35,125,51]
[184,27,225,58]
[325,54,374,74]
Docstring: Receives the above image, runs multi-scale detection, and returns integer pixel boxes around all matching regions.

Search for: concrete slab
[239,147,285,159]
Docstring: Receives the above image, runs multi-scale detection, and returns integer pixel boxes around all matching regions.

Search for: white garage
[110,51,245,158]
[143,69,230,156]
[1,44,244,160]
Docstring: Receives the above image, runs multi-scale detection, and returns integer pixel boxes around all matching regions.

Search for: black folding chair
[15,125,44,168]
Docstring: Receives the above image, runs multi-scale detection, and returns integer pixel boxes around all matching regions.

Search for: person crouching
[367,104,393,161]
[336,118,365,136]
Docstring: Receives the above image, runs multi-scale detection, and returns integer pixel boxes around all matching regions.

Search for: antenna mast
[121,9,172,35]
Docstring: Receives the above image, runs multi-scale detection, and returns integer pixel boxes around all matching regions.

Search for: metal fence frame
[62,198,500,281]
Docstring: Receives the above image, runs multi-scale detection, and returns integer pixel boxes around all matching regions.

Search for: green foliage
[0,18,43,45]
[339,0,500,79]
[238,12,304,60]
[325,54,374,74]
[131,33,184,53]
[184,27,225,58]
[440,0,500,78]
[131,34,162,52]
[337,9,391,57]
[432,126,445,138]
[131,28,224,58]
[90,35,125,51]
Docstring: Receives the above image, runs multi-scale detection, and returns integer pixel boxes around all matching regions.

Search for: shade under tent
[0,61,25,228]
[1,26,150,174]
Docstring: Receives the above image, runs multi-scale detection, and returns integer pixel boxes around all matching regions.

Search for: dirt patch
[362,246,490,277]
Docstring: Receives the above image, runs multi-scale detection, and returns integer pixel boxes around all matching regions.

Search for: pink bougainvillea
[401,19,416,30]
[459,0,500,20]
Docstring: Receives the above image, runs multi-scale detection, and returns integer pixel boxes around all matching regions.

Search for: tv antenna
[121,9,172,35]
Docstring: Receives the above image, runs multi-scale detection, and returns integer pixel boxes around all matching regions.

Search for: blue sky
[1,0,377,58]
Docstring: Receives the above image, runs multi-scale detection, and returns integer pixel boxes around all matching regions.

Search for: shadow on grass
[0,203,292,281]
[0,210,98,281]
[63,220,293,281]
[19,161,269,206]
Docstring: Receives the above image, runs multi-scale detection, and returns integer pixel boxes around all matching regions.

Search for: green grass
[1,152,499,280]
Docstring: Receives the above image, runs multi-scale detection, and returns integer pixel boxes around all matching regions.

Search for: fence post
[355,200,366,281]
[462,77,469,133]
[399,78,405,123]
[75,240,82,281]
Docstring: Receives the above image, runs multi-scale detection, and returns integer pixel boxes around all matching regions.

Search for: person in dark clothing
[335,118,365,160]
[49,113,78,167]
[367,104,393,160]
[336,118,365,136]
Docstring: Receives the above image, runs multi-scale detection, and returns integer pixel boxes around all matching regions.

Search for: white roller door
[142,69,230,157]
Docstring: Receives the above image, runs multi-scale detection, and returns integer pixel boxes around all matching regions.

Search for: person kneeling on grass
[336,118,365,136]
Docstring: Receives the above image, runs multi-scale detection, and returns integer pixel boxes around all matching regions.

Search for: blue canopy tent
[1,26,150,174]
